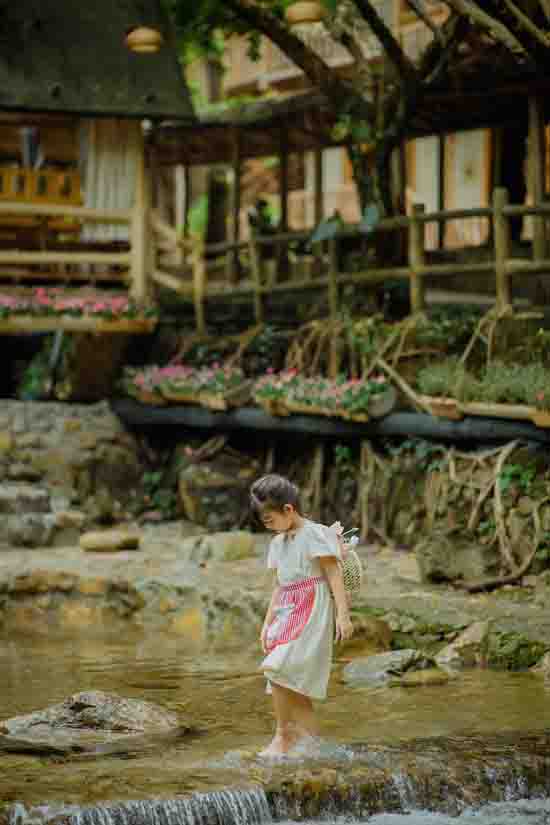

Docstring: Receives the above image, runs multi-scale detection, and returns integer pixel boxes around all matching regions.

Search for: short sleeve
[267,536,281,569]
[306,523,341,560]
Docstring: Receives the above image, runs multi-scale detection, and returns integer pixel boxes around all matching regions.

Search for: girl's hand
[260,623,270,653]
[335,613,353,643]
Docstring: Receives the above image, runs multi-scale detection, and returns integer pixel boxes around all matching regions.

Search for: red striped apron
[264,575,324,654]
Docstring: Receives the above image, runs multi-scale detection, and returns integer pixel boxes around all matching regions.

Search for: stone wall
[0,401,144,548]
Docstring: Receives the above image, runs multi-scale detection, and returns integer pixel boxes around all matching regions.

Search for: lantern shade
[126,26,164,53]
[285,1,324,25]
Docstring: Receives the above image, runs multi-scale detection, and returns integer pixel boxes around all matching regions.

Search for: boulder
[435,621,490,669]
[0,690,189,754]
[531,652,550,678]
[179,531,256,564]
[393,668,450,687]
[338,615,393,658]
[80,530,141,552]
[342,649,433,687]
[1,514,56,548]
[415,532,500,584]
[0,483,50,515]
[178,449,259,531]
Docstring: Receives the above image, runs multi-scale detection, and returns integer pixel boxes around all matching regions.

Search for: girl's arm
[261,580,280,652]
[319,557,353,642]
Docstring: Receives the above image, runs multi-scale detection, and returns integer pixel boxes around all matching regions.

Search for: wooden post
[192,239,207,334]
[227,129,241,283]
[248,234,264,324]
[130,130,150,303]
[278,128,289,276]
[493,187,512,309]
[408,204,426,313]
[528,96,546,261]
[328,236,339,323]
[313,148,324,277]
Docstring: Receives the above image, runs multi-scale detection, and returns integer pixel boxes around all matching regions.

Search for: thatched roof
[0,0,195,120]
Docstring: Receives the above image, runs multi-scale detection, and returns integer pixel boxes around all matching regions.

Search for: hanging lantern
[285,1,324,26]
[125,26,164,54]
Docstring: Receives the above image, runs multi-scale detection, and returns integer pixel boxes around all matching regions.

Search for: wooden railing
[152,187,550,333]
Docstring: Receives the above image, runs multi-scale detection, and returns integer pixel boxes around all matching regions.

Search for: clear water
[3,629,550,821]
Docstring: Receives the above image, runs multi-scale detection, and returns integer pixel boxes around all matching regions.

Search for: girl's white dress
[261,520,340,700]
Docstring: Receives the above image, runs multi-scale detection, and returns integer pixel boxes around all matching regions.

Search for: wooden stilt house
[0,0,194,334]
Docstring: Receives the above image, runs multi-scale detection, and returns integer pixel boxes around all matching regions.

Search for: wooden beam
[152,269,193,295]
[0,316,156,334]
[0,251,130,265]
[314,148,324,226]
[0,202,131,222]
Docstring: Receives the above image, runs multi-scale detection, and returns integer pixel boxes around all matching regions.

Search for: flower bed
[416,359,550,428]
[0,289,158,321]
[253,370,396,421]
[124,364,251,409]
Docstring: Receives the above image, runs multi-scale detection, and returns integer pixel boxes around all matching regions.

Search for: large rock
[1,513,56,548]
[179,531,256,564]
[0,690,190,754]
[342,649,433,687]
[415,532,500,584]
[0,483,50,515]
[435,621,491,669]
[178,449,259,531]
[80,530,141,552]
[339,615,393,658]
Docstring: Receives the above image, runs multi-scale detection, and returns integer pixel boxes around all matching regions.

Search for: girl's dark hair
[250,474,300,516]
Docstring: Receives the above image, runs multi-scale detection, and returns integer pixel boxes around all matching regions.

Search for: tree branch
[351,0,418,81]
[405,0,443,42]
[539,0,550,23]
[500,0,550,49]
[441,0,524,53]
[224,0,373,118]
[419,14,470,85]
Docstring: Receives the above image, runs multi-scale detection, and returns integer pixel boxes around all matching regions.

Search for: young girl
[250,473,353,757]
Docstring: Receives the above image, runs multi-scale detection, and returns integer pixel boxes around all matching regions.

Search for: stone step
[0,483,50,516]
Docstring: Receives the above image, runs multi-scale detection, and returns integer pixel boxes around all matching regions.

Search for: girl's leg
[290,692,319,740]
[263,684,318,755]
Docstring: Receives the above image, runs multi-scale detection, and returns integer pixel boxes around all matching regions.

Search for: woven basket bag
[340,546,363,602]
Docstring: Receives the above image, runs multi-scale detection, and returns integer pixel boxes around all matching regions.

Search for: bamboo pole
[493,187,512,309]
[327,237,339,321]
[152,269,192,295]
[192,239,207,334]
[528,96,546,261]
[0,251,130,265]
[130,132,150,303]
[408,204,426,313]
[313,148,324,278]
[226,129,241,284]
[248,235,264,324]
[0,202,132,222]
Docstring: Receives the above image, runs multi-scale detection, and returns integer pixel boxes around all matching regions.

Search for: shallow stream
[3,629,550,822]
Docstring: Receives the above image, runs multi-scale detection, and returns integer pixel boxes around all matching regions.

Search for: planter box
[423,396,464,421]
[134,389,166,406]
[254,397,291,417]
[0,315,156,334]
[531,409,550,428]
[161,380,252,411]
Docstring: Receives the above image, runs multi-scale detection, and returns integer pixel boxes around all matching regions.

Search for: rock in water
[0,690,188,754]
[80,530,141,552]
[342,649,433,687]
[435,621,491,669]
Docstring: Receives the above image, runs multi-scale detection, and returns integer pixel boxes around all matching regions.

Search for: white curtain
[79,118,141,241]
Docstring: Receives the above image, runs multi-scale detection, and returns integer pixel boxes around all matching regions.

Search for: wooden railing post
[493,187,512,309]
[408,204,426,313]
[191,238,207,334]
[529,96,546,261]
[248,234,264,324]
[130,132,150,303]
